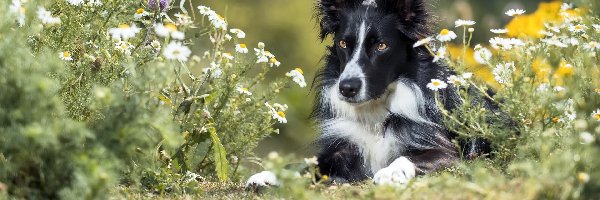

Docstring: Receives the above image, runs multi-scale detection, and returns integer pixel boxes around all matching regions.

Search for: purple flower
[148,0,169,11]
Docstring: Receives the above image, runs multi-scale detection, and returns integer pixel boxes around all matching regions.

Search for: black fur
[312,0,502,183]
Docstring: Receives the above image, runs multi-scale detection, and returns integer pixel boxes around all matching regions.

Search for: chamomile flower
[592,109,600,122]
[224,34,233,41]
[229,28,246,39]
[265,102,287,123]
[236,86,252,96]
[462,72,473,79]
[413,37,432,48]
[474,46,492,64]
[150,40,161,51]
[454,19,475,27]
[197,6,216,16]
[154,23,185,40]
[490,29,508,34]
[37,7,61,25]
[447,75,466,86]
[235,44,248,53]
[569,24,587,33]
[584,41,599,51]
[489,37,524,50]
[115,40,134,55]
[134,8,150,20]
[593,24,600,33]
[87,0,103,6]
[10,0,26,27]
[174,13,193,26]
[436,29,457,42]
[432,46,446,62]
[255,47,275,64]
[163,42,191,62]
[505,9,526,17]
[541,37,568,48]
[269,57,281,67]
[59,51,73,61]
[493,62,515,84]
[222,53,234,60]
[108,24,141,40]
[286,68,307,88]
[304,156,319,166]
[67,0,85,6]
[427,79,448,91]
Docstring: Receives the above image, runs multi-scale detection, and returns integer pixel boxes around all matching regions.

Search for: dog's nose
[339,78,362,98]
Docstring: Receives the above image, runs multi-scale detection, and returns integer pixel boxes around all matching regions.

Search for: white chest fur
[321,81,428,173]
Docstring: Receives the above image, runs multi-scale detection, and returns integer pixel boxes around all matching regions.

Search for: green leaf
[208,127,229,182]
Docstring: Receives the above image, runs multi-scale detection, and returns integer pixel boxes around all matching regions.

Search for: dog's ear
[384,0,430,40]
[316,0,355,40]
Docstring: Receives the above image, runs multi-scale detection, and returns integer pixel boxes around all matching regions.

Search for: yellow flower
[505,1,562,38]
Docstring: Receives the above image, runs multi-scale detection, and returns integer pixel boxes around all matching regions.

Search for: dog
[246,0,500,187]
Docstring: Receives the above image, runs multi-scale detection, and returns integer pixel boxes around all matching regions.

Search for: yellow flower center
[575,25,584,30]
[595,88,600,93]
[136,8,145,14]
[295,68,304,74]
[239,44,247,48]
[62,51,71,58]
[165,23,178,32]
[552,117,560,123]
[594,113,600,121]
[277,111,285,118]
[241,88,249,91]
[173,50,180,55]
[432,81,441,86]
[118,24,130,29]
[440,29,449,36]
[269,58,278,63]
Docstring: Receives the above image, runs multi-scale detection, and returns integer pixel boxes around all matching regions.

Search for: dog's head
[317,0,430,104]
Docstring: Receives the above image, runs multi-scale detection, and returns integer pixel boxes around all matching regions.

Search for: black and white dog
[247,0,498,187]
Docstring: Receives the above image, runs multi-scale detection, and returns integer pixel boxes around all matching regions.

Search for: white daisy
[10,0,26,27]
[197,6,216,16]
[222,52,234,60]
[505,9,526,17]
[150,40,161,51]
[489,37,524,50]
[583,41,599,51]
[134,8,150,20]
[569,24,587,33]
[273,103,289,112]
[593,24,600,33]
[235,44,249,53]
[427,79,448,91]
[432,46,446,62]
[224,34,233,41]
[115,40,134,55]
[490,29,508,34]
[37,7,61,25]
[67,0,85,6]
[174,13,193,26]
[229,28,246,39]
[455,19,475,27]
[154,23,185,40]
[108,24,140,40]
[592,109,600,122]
[286,68,307,88]
[436,29,457,42]
[447,75,466,86]
[269,57,281,67]
[265,102,287,123]
[474,46,492,64]
[304,156,319,166]
[541,38,568,48]
[59,51,73,61]
[236,86,252,96]
[255,48,275,64]
[163,42,192,62]
[493,62,515,84]
[413,37,432,48]
[462,72,473,79]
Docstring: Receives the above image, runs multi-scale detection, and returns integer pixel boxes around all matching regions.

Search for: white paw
[373,157,416,186]
[245,171,279,188]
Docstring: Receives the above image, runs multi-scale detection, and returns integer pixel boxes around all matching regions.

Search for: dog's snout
[339,78,362,98]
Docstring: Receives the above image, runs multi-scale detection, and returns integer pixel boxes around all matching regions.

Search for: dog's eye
[377,43,388,51]
[339,40,347,49]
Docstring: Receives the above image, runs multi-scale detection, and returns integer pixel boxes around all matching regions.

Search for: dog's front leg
[317,139,368,184]
[373,148,458,185]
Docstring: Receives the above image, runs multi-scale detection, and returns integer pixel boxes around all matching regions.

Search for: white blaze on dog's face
[334,6,416,104]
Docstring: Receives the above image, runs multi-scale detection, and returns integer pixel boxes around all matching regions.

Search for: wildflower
[593,24,600,33]
[561,3,573,11]
[59,51,73,61]
[413,37,432,48]
[268,151,280,160]
[569,24,587,33]
[108,24,141,40]
[222,53,234,60]
[134,8,150,20]
[592,109,600,122]
[583,41,599,51]
[224,34,232,41]
[541,37,568,48]
[148,0,169,11]
[265,102,287,123]
[255,45,275,64]
[115,40,134,55]
[462,72,473,79]
[229,28,246,39]
[454,19,475,27]
[286,68,307,88]
[556,61,574,76]
[304,156,319,166]
[235,44,248,53]
[269,57,281,67]
[197,6,216,16]
[87,0,103,6]
[447,75,466,86]
[432,46,446,62]
[273,103,288,111]
[150,40,161,51]
[578,172,590,183]
[174,13,193,26]
[490,29,508,34]
[154,23,185,40]
[426,79,448,91]
[273,111,287,123]
[236,86,252,96]
[198,7,228,30]
[436,29,457,42]
[474,46,492,64]
[538,83,550,92]
[67,0,85,5]
[505,9,526,16]
[163,42,191,62]
[580,132,595,144]
[9,0,26,26]
[493,62,515,84]
[37,7,61,25]
[489,37,524,50]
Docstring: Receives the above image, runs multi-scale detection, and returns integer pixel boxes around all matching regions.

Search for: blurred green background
[198,0,544,157]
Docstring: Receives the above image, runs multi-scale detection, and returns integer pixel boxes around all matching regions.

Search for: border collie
[247,0,497,187]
